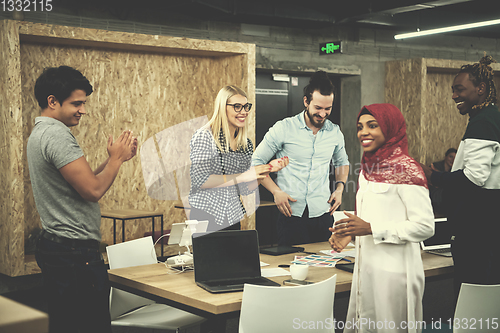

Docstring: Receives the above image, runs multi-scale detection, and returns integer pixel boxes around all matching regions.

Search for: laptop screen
[192,230,261,282]
[421,218,453,250]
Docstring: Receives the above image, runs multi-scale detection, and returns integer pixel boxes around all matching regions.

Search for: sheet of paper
[261,267,291,277]
[292,255,341,267]
[320,249,356,258]
[260,261,269,267]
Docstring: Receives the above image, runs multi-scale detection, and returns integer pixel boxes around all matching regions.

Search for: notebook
[420,218,453,257]
[192,230,281,293]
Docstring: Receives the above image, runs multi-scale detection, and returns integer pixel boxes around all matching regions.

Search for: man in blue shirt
[252,71,349,245]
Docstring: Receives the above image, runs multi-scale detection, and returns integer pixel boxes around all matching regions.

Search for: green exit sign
[319,41,343,55]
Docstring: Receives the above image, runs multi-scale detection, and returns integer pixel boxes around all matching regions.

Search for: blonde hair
[205,85,250,152]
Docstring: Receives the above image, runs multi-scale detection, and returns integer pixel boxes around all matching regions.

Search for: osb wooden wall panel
[20,44,255,245]
[422,72,468,165]
[18,21,252,57]
[0,20,25,277]
[3,20,255,276]
[386,58,500,166]
[385,59,424,161]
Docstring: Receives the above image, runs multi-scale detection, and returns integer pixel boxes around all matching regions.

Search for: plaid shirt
[189,128,254,226]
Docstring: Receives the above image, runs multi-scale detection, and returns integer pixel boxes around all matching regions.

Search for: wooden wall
[1,20,256,277]
[0,20,24,278]
[386,58,500,165]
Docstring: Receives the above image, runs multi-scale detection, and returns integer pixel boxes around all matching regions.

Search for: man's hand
[268,156,289,172]
[107,130,135,162]
[273,189,297,217]
[333,211,372,237]
[124,136,138,162]
[328,189,342,214]
[328,232,352,252]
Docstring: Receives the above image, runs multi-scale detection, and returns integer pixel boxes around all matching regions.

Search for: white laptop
[420,218,453,257]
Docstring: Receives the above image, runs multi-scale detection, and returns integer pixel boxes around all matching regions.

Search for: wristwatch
[335,181,345,191]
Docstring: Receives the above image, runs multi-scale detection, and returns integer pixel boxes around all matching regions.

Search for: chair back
[453,283,500,333]
[239,274,337,333]
[106,236,158,320]
[452,283,500,333]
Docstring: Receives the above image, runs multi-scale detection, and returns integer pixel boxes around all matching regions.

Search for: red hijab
[358,103,427,188]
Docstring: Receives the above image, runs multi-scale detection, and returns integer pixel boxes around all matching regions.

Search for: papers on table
[292,255,341,267]
[261,267,291,277]
[320,249,356,258]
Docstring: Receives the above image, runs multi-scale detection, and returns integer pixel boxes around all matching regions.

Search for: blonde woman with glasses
[189,85,288,232]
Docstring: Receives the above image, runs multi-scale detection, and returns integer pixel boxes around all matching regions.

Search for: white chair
[453,283,500,333]
[106,236,206,332]
[239,274,337,333]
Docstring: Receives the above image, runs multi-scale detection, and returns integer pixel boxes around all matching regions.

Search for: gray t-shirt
[27,117,101,241]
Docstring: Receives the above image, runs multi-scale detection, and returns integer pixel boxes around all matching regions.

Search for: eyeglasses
[226,103,253,113]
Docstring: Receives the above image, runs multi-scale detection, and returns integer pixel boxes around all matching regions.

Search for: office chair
[453,283,500,333]
[106,236,206,332]
[239,274,337,333]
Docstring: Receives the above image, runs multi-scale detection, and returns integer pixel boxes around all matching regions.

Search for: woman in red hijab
[330,104,434,333]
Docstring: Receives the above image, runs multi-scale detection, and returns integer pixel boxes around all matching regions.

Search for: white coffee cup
[290,264,309,281]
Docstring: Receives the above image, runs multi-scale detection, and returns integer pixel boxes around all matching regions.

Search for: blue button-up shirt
[252,111,349,218]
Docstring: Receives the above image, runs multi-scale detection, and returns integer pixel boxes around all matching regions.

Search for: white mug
[290,264,309,281]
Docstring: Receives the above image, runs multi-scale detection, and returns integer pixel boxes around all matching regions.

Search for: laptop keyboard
[427,249,452,257]
[204,277,264,287]
[431,248,451,253]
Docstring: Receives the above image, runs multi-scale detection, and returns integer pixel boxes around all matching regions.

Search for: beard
[305,107,326,129]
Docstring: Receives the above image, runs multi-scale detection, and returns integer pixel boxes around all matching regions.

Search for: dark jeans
[35,231,111,333]
[277,206,334,246]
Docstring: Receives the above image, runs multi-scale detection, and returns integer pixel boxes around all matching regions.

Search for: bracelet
[335,181,345,191]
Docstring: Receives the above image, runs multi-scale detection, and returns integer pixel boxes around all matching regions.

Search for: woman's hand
[237,165,271,183]
[268,156,289,172]
[328,232,352,252]
[332,211,372,237]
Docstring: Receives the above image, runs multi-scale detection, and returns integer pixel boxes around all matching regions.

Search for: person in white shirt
[330,103,434,333]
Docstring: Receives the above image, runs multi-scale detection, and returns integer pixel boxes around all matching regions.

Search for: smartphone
[283,279,314,286]
[336,263,355,273]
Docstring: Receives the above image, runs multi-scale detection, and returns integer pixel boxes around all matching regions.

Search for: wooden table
[101,209,164,255]
[0,295,48,333]
[108,241,453,330]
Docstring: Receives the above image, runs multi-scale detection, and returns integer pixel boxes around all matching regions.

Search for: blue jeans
[35,232,111,333]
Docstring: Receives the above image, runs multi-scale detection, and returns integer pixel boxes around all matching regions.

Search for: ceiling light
[394,18,500,39]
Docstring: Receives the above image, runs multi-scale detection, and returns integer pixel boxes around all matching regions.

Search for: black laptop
[420,218,453,257]
[192,230,281,293]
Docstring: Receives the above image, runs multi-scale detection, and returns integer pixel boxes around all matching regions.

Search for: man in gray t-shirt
[28,116,102,241]
[27,66,137,333]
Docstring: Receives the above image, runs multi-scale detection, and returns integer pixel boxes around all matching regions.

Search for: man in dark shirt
[422,56,500,302]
